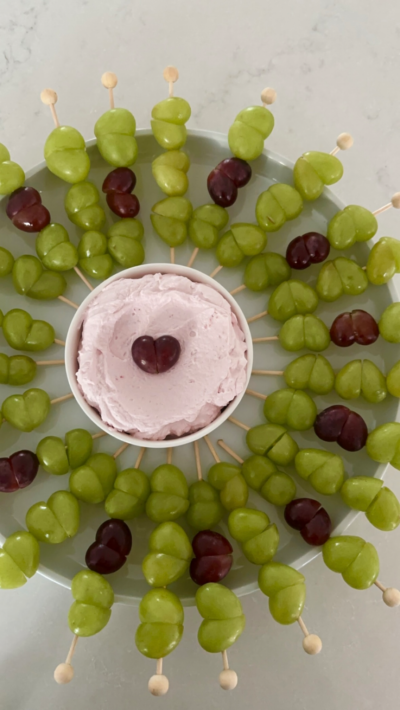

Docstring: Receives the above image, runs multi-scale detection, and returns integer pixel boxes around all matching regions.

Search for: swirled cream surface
[77,274,248,440]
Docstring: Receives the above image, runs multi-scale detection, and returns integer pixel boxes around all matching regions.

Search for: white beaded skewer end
[40,88,60,128]
[219,650,238,690]
[297,617,323,655]
[372,192,400,216]
[148,658,169,696]
[54,634,78,684]
[330,132,354,156]
[101,72,118,109]
[261,87,277,106]
[374,580,400,607]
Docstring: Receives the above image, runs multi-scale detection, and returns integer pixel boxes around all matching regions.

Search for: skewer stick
[74,266,94,291]
[210,264,223,279]
[253,335,279,343]
[163,65,179,98]
[148,657,169,696]
[113,442,130,459]
[247,310,268,324]
[36,359,65,366]
[228,416,250,432]
[40,89,60,128]
[372,192,400,216]
[101,72,118,109]
[135,447,146,469]
[297,617,322,655]
[252,369,284,376]
[167,447,173,464]
[187,247,199,268]
[92,431,107,440]
[219,649,238,690]
[204,435,220,463]
[54,338,65,346]
[170,247,175,264]
[54,634,78,684]
[246,388,267,401]
[230,284,246,296]
[217,439,244,464]
[50,393,74,405]
[194,440,202,481]
[58,295,79,310]
[374,580,400,607]
[329,133,354,156]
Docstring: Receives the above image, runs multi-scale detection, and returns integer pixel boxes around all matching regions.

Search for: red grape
[216,158,252,188]
[190,530,233,586]
[0,450,39,492]
[131,335,181,374]
[102,168,136,194]
[6,187,50,232]
[284,498,332,545]
[330,310,379,347]
[106,192,140,218]
[314,405,368,451]
[207,158,251,207]
[301,508,332,545]
[86,519,132,575]
[286,232,330,270]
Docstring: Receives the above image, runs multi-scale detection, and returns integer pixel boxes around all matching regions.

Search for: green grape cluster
[44,126,90,184]
[341,477,400,531]
[246,424,299,465]
[151,197,193,247]
[228,105,274,161]
[295,449,345,496]
[256,184,303,232]
[327,205,377,250]
[152,151,190,196]
[65,182,106,231]
[2,387,50,432]
[0,308,55,351]
[244,252,291,292]
[151,97,191,151]
[69,453,117,504]
[228,508,279,565]
[186,480,224,530]
[207,462,248,511]
[316,257,368,302]
[95,108,138,166]
[189,204,229,250]
[68,570,114,636]
[196,583,245,653]
[78,231,114,279]
[0,353,37,386]
[142,522,192,587]
[0,143,25,194]
[367,237,400,286]
[26,491,80,543]
[242,455,296,506]
[263,388,317,431]
[293,151,343,201]
[11,255,66,300]
[379,303,400,343]
[283,354,335,394]
[258,562,306,624]
[335,359,387,403]
[36,429,93,475]
[279,315,331,352]
[136,588,184,659]
[146,465,189,522]
[268,280,319,322]
[366,423,400,470]
[216,223,266,267]
[107,218,145,268]
[0,531,40,589]
[105,466,150,520]
[322,536,379,590]
[36,223,78,271]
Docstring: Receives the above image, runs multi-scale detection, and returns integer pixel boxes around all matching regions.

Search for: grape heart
[207,158,251,207]
[284,498,332,545]
[102,167,136,194]
[131,335,180,374]
[6,187,50,232]
[85,519,132,575]
[0,450,39,492]
[286,232,330,270]
[314,405,368,452]
[330,309,379,347]
[190,530,233,586]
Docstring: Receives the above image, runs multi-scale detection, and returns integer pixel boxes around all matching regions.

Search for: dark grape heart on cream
[131,335,181,374]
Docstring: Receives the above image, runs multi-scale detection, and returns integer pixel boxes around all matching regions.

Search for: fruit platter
[1,67,400,695]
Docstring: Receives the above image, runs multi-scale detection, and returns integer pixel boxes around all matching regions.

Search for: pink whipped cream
[77,273,248,440]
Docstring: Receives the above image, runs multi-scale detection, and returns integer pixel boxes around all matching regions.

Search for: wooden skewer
[247,310,268,324]
[50,393,74,406]
[219,649,238,690]
[217,439,244,464]
[92,431,107,440]
[148,657,169,696]
[170,247,175,264]
[210,264,223,279]
[246,388,267,401]
[252,369,284,376]
[58,295,79,310]
[36,359,65,366]
[228,416,250,432]
[187,247,199,268]
[329,132,354,156]
[54,338,65,346]
[113,442,130,459]
[163,65,179,99]
[230,283,246,296]
[73,266,93,291]
[167,447,173,464]
[135,447,146,469]
[40,89,60,128]
[297,617,322,655]
[54,634,78,684]
[374,580,400,607]
[253,335,279,343]
[194,440,202,481]
[204,435,220,463]
[101,72,118,109]
[372,193,400,216]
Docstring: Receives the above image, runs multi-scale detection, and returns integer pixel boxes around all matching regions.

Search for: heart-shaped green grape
[44,125,90,183]
[151,97,191,151]
[294,449,345,496]
[256,184,303,232]
[78,231,114,279]
[142,521,192,587]
[387,360,400,398]
[367,237,400,286]
[146,464,189,523]
[152,150,190,196]
[316,257,368,302]
[268,280,319,322]
[0,143,25,194]
[228,508,279,565]
[69,569,114,637]
[322,536,379,590]
[2,387,50,432]
[107,219,144,268]
[341,477,400,531]
[0,354,37,386]
[26,490,80,543]
[293,151,343,201]
[216,223,267,267]
[136,588,184,659]
[379,303,400,343]
[335,359,387,403]
[228,105,274,161]
[189,204,229,250]
[242,455,296,506]
[0,531,40,589]
[1,308,55,351]
[327,205,378,250]
[279,314,331,353]
[186,480,225,530]
[151,197,193,247]
[69,453,117,504]
[0,247,14,277]
[105,467,150,520]
[263,388,317,431]
[207,462,248,511]
[258,562,306,624]
[196,583,245,653]
[12,255,66,300]
[37,428,93,476]
[36,223,78,271]
[366,423,400,471]
[284,354,335,394]
[95,108,138,166]
[244,252,291,292]
[65,181,105,231]
[246,424,299,465]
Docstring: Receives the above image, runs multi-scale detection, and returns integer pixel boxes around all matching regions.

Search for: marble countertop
[1,1,400,709]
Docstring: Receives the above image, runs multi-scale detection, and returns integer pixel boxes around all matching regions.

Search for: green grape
[284,354,335,394]
[37,429,93,476]
[0,353,37,386]
[242,454,296,506]
[142,521,192,587]
[69,570,114,637]
[279,314,331,353]
[186,480,224,530]
[2,387,50,432]
[189,204,229,250]
[341,477,400,531]
[69,453,117,504]
[268,280,319,322]
[246,424,299,465]
[207,462,248,511]
[228,105,274,161]
[66,429,94,469]
[151,197,193,247]
[136,588,184,659]
[322,535,379,590]
[256,184,303,232]
[216,223,267,267]
[78,231,114,279]
[0,143,25,194]
[36,223,78,271]
[65,181,105,231]
[244,252,291,292]
[316,257,368,302]
[387,360,400,397]
[26,491,80,543]
[379,303,400,343]
[263,388,317,431]
[295,449,345,496]
[146,464,189,523]
[366,423,400,471]
[152,150,190,196]
[335,359,387,403]
[367,237,400,285]
[258,561,306,624]
[151,97,191,150]
[327,205,377,250]
[107,219,144,267]
[12,255,66,300]
[94,108,137,166]
[293,151,343,201]
[228,508,279,565]
[44,126,90,183]
[0,531,40,589]
[0,246,15,276]
[1,308,55,351]
[105,467,150,520]
[196,583,245,653]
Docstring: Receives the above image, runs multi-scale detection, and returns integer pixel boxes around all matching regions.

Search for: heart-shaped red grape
[207,158,251,207]
[106,192,140,218]
[102,167,136,194]
[314,405,368,451]
[0,450,39,492]
[286,232,330,269]
[330,310,379,347]
[6,186,51,232]
[190,530,233,586]
[284,498,332,545]
[131,335,181,374]
[85,519,132,575]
